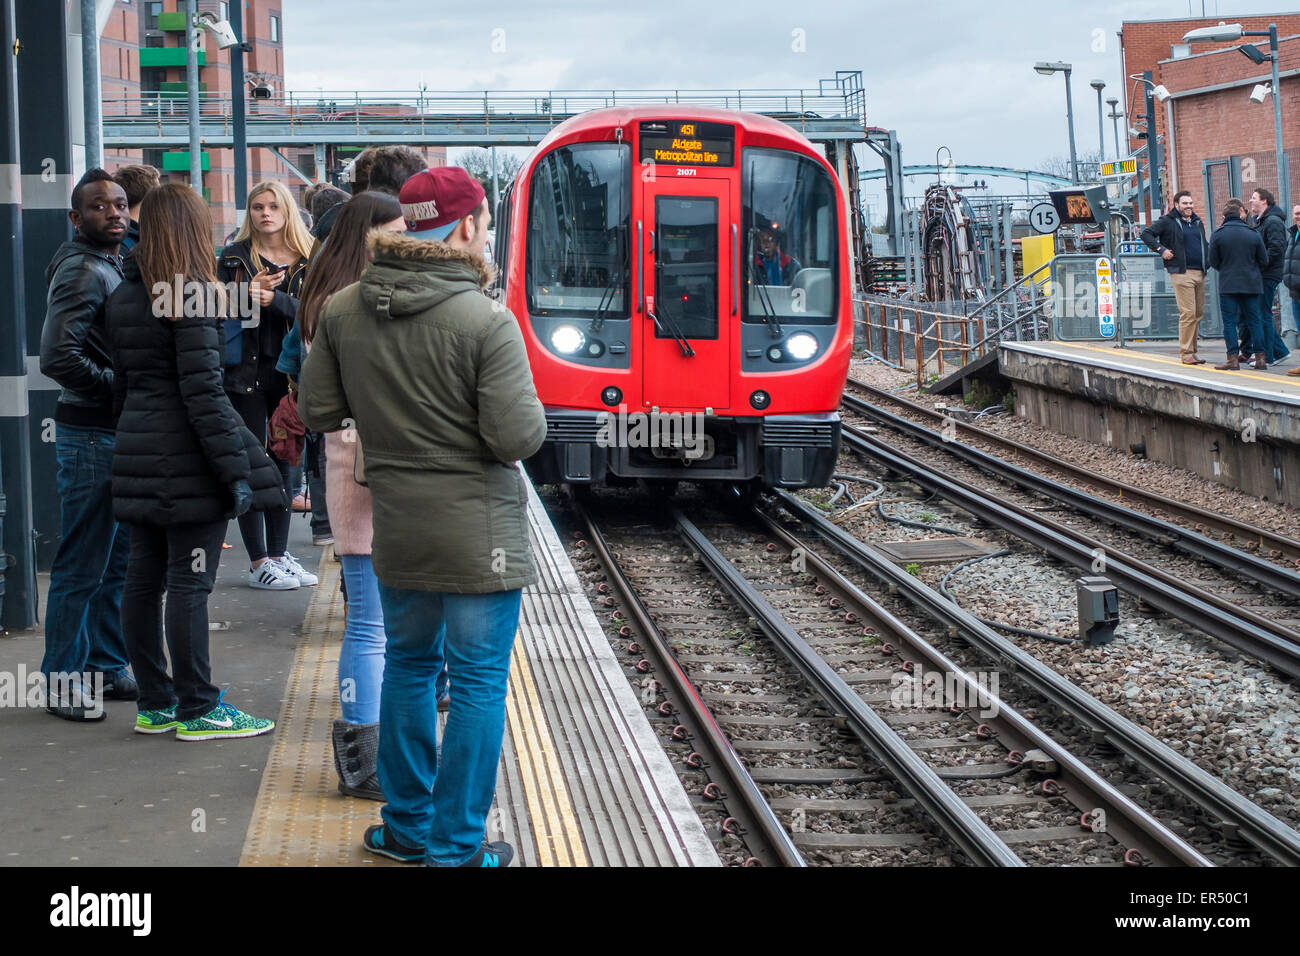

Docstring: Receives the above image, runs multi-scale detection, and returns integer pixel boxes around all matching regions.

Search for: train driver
[754,221,802,285]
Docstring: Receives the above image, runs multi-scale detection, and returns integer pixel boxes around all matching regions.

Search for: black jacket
[1283,225,1300,300]
[216,239,307,397]
[1253,203,1288,282]
[39,234,124,430]
[107,255,290,525]
[1140,209,1208,274]
[1209,216,1268,296]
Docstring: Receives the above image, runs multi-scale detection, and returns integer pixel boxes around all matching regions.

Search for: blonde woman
[218,180,317,590]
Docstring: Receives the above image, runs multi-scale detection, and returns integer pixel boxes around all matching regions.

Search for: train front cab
[500,110,851,489]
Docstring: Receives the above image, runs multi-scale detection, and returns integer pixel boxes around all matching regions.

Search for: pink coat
[324,431,373,555]
[305,336,374,555]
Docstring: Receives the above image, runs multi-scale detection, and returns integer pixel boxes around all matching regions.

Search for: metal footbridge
[102,73,869,148]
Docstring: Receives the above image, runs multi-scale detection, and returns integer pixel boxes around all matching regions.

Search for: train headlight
[551,325,585,355]
[786,333,819,361]
[750,390,771,410]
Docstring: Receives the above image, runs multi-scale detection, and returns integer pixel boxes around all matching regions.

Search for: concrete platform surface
[1,481,719,867]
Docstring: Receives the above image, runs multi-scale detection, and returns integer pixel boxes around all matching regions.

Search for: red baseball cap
[398,167,486,240]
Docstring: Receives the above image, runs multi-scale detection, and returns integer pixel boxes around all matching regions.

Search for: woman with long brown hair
[296,192,426,799]
[218,179,317,591]
[107,183,284,740]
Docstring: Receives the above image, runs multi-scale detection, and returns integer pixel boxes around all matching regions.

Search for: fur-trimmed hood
[359,231,494,319]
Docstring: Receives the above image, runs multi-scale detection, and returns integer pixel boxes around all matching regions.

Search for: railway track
[844,376,1300,566]
[769,490,1300,866]
[558,490,1221,867]
[835,389,1300,680]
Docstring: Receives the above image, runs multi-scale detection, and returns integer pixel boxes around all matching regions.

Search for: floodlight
[1152,85,1171,103]
[1238,43,1268,65]
[1250,83,1271,104]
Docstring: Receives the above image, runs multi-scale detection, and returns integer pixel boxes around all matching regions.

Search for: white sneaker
[249,560,301,590]
[275,551,318,587]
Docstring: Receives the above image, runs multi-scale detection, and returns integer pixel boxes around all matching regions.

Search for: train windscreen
[741,148,838,324]
[526,143,631,319]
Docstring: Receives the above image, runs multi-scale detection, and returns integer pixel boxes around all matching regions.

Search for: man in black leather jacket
[37,169,138,720]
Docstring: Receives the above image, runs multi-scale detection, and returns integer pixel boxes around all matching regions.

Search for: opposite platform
[239,474,719,867]
[999,340,1300,506]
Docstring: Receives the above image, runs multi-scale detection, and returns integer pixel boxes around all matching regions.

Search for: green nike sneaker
[134,707,180,734]
[176,697,275,741]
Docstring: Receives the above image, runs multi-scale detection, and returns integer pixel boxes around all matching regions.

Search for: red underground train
[492,106,853,489]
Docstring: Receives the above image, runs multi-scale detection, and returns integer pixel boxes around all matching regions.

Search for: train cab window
[653,197,718,341]
[526,144,631,319]
[741,148,838,324]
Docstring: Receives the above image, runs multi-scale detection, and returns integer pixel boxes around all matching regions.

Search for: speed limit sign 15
[1030,202,1061,235]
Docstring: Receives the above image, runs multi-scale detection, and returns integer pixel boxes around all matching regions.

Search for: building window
[147,2,163,29]
[270,14,280,43]
[144,33,164,48]
[218,2,229,20]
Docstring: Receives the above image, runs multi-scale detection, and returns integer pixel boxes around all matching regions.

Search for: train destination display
[639,120,735,166]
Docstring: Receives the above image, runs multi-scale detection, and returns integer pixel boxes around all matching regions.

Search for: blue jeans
[41,424,131,684]
[1291,296,1300,336]
[1260,280,1290,362]
[338,554,387,724]
[376,583,521,865]
[1221,293,1266,359]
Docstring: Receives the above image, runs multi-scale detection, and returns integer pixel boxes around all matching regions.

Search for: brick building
[96,0,444,242]
[1121,13,1300,220]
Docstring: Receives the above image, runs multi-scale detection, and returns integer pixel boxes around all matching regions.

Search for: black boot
[332,719,384,801]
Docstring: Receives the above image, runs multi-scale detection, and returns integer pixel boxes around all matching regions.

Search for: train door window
[741,148,838,324]
[526,143,631,319]
[653,196,718,341]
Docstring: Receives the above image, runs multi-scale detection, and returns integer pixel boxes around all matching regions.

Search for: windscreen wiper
[748,235,785,339]
[649,295,696,358]
[588,225,628,336]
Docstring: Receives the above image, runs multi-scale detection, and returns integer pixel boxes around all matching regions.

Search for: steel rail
[752,507,1212,867]
[844,378,1300,581]
[836,420,1300,680]
[669,506,1025,867]
[569,496,806,867]
[773,489,1300,865]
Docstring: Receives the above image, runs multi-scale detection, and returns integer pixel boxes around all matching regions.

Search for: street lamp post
[1183,21,1289,217]
[1035,61,1078,184]
[185,0,201,193]
[1091,79,1106,163]
[1107,97,1122,160]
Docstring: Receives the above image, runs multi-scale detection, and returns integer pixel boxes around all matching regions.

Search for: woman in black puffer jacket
[107,183,282,741]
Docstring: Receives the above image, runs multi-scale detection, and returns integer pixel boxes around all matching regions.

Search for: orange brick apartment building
[97,0,444,241]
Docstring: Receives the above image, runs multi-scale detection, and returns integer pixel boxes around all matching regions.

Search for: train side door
[640,176,732,410]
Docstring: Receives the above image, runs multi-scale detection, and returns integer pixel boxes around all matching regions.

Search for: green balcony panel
[158,80,207,98]
[156,11,188,31]
[139,47,206,68]
[162,151,211,172]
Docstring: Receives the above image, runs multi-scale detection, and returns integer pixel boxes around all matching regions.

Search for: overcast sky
[283,0,1265,213]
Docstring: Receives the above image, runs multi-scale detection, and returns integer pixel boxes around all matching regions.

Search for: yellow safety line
[512,633,588,866]
[503,640,588,866]
[503,656,555,866]
[1054,341,1300,388]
